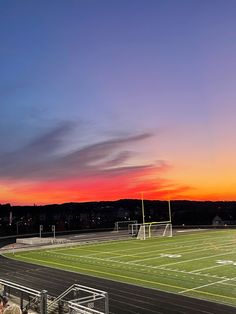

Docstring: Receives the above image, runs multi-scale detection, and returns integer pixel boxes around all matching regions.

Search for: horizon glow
[0,1,236,205]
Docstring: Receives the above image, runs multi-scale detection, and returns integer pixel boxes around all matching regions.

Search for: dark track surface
[0,255,235,314]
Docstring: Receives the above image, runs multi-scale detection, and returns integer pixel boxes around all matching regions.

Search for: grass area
[5,229,236,307]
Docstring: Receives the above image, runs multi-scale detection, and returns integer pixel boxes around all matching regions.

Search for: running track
[0,255,235,314]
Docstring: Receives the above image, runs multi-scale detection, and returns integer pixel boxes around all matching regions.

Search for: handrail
[0,279,108,313]
[47,283,108,313]
[47,283,75,310]
[0,278,46,314]
[0,279,40,296]
[68,302,104,314]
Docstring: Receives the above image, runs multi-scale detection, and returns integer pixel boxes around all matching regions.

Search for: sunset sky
[1,0,236,205]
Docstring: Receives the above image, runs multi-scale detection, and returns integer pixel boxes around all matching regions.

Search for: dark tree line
[0,200,236,236]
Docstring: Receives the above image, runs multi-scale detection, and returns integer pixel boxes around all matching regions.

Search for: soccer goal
[114,220,138,232]
[136,222,172,240]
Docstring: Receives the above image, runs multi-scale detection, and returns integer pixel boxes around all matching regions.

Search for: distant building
[212,215,236,226]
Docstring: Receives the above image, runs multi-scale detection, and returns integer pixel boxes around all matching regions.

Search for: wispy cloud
[0,122,161,180]
[0,122,196,204]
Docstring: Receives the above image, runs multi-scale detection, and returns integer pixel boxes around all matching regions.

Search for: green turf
[5,229,236,307]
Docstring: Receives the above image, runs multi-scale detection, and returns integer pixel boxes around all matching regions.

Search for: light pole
[52,225,55,239]
[16,221,20,235]
[39,225,43,238]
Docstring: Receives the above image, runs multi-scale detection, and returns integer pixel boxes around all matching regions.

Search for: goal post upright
[168,199,172,224]
[131,196,173,240]
[136,224,146,240]
[168,198,173,237]
[141,192,145,225]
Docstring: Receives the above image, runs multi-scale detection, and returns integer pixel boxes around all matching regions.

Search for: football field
[6,229,236,307]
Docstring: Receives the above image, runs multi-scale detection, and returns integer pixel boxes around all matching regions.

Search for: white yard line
[66,233,235,254]
[189,264,226,273]
[45,251,230,281]
[156,249,236,268]
[119,241,236,265]
[221,282,236,287]
[47,241,236,276]
[45,251,160,270]
[106,238,236,261]
[45,232,236,285]
[107,242,203,260]
[179,278,231,294]
[47,233,236,266]
[159,266,226,280]
[50,247,157,259]
[129,243,233,263]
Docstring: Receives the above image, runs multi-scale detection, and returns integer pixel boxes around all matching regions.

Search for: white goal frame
[114,220,138,232]
[136,222,172,240]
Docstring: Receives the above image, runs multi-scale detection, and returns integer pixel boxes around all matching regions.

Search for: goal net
[114,220,137,232]
[136,223,172,240]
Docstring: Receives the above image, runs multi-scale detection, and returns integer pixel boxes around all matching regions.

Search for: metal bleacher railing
[47,283,109,314]
[0,278,45,313]
[0,279,109,314]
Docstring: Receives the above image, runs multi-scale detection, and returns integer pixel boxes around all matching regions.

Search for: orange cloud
[0,163,194,205]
